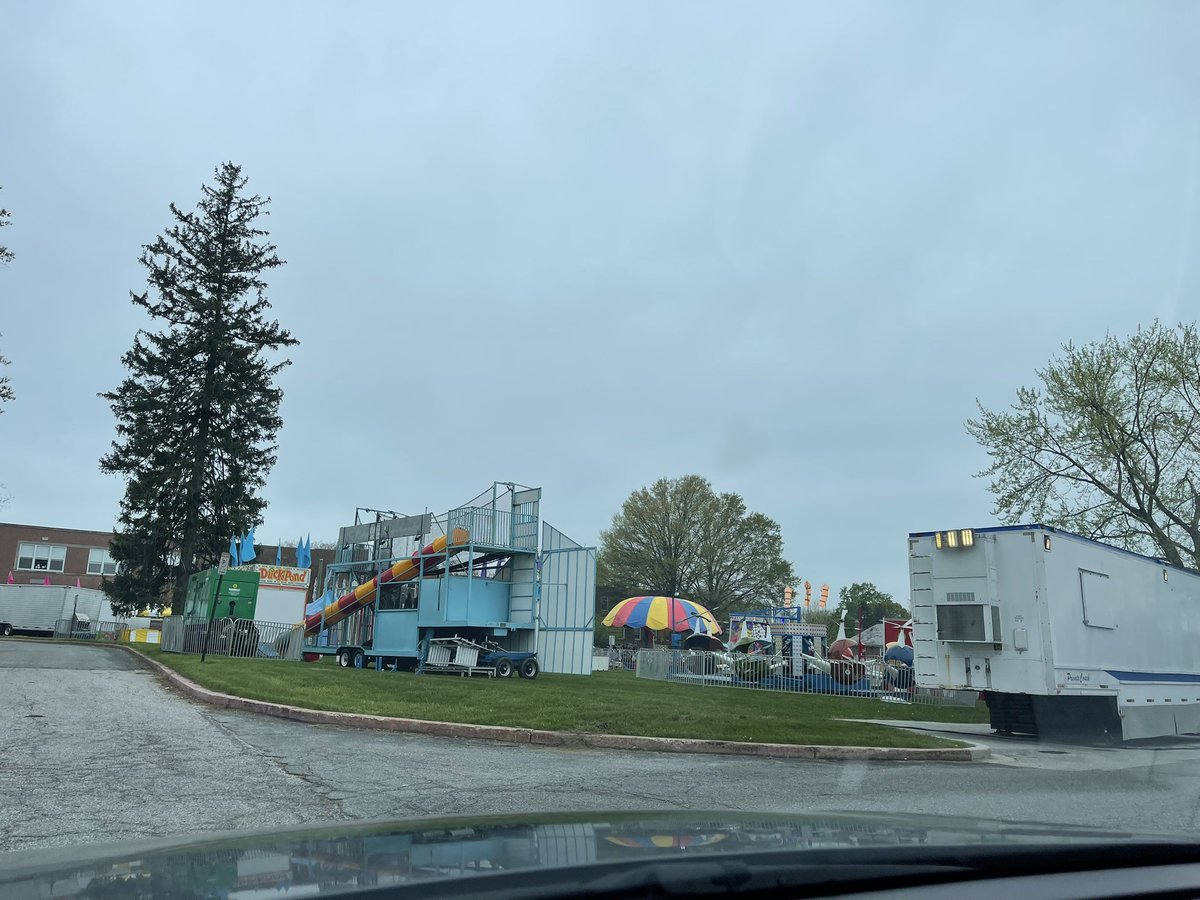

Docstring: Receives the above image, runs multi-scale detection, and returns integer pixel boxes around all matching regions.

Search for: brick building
[1,522,333,602]
[0,522,117,590]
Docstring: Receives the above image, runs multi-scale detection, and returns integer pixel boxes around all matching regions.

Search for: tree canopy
[598,475,794,620]
[100,163,296,613]
[0,186,12,266]
[832,582,909,637]
[968,322,1200,567]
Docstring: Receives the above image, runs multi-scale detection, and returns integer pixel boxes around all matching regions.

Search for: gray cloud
[2,1,1198,602]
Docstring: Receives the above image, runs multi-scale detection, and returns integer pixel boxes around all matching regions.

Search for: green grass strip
[124,644,986,749]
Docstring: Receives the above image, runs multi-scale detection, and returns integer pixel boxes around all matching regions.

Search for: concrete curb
[110,644,988,762]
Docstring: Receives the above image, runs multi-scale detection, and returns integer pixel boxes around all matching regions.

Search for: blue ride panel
[373,609,420,655]
[417,575,512,627]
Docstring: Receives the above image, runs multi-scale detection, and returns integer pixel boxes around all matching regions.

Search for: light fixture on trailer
[934,528,974,550]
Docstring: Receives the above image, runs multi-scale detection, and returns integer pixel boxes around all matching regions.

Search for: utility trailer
[909,525,1200,740]
[419,636,540,678]
[0,585,105,637]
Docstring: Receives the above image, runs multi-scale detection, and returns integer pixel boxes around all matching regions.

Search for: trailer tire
[519,658,539,680]
[1,624,12,637]
[337,649,354,668]
[353,650,365,669]
[495,657,514,678]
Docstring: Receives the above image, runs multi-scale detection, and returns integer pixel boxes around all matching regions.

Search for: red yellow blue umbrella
[606,834,728,849]
[602,596,722,634]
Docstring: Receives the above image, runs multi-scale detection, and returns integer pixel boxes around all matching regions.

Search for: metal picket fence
[594,647,639,671]
[53,619,128,641]
[160,615,304,661]
[634,648,978,707]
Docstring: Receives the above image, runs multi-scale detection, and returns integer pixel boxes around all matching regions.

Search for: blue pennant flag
[229,536,240,566]
[276,540,282,567]
[305,534,312,568]
[240,528,256,564]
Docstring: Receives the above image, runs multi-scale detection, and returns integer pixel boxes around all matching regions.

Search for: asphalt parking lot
[3,639,1200,855]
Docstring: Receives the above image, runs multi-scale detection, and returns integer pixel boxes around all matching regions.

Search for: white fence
[634,648,978,707]
[593,647,638,671]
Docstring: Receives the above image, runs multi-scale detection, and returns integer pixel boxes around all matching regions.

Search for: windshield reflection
[4,812,1154,899]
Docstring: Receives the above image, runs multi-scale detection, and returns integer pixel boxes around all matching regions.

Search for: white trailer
[0,585,107,636]
[909,525,1200,740]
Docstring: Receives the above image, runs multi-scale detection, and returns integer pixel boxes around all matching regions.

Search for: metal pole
[201,553,230,663]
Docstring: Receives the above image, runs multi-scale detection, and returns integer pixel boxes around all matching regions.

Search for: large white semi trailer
[0,585,107,636]
[909,525,1200,740]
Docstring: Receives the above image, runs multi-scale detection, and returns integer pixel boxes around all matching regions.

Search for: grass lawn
[124,644,986,749]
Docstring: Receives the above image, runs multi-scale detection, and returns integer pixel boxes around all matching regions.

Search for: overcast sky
[2,1,1198,603]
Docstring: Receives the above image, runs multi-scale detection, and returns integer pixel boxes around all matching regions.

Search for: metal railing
[53,619,129,641]
[594,647,639,671]
[634,648,978,707]
[160,616,305,661]
[444,506,538,551]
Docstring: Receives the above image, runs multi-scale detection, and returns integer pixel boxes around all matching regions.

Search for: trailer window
[1079,569,1117,629]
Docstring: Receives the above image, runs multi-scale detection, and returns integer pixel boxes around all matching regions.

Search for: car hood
[1,810,1194,898]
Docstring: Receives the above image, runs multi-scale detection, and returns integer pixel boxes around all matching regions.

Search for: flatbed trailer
[909,524,1200,740]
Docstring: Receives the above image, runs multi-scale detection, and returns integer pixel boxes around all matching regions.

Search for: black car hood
[1,810,1194,899]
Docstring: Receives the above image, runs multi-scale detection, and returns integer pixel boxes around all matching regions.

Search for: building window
[17,543,67,572]
[87,548,119,576]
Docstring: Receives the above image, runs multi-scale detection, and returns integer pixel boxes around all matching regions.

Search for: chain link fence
[634,648,977,707]
[160,615,304,661]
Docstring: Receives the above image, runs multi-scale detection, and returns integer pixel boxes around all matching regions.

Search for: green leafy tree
[797,607,837,642]
[968,322,1200,567]
[598,475,795,622]
[832,582,909,640]
[100,163,296,613]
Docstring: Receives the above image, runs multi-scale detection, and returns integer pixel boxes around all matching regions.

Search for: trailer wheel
[495,657,514,678]
[519,658,539,680]
[337,649,353,668]
[352,650,365,669]
[1,624,12,637]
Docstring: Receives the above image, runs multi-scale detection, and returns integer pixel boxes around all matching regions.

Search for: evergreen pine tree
[100,163,296,613]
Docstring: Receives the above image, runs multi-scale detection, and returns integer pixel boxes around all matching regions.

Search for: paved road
[3,640,1200,855]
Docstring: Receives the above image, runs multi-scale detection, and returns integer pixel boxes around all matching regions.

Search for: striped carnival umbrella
[606,834,728,849]
[602,595,722,635]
